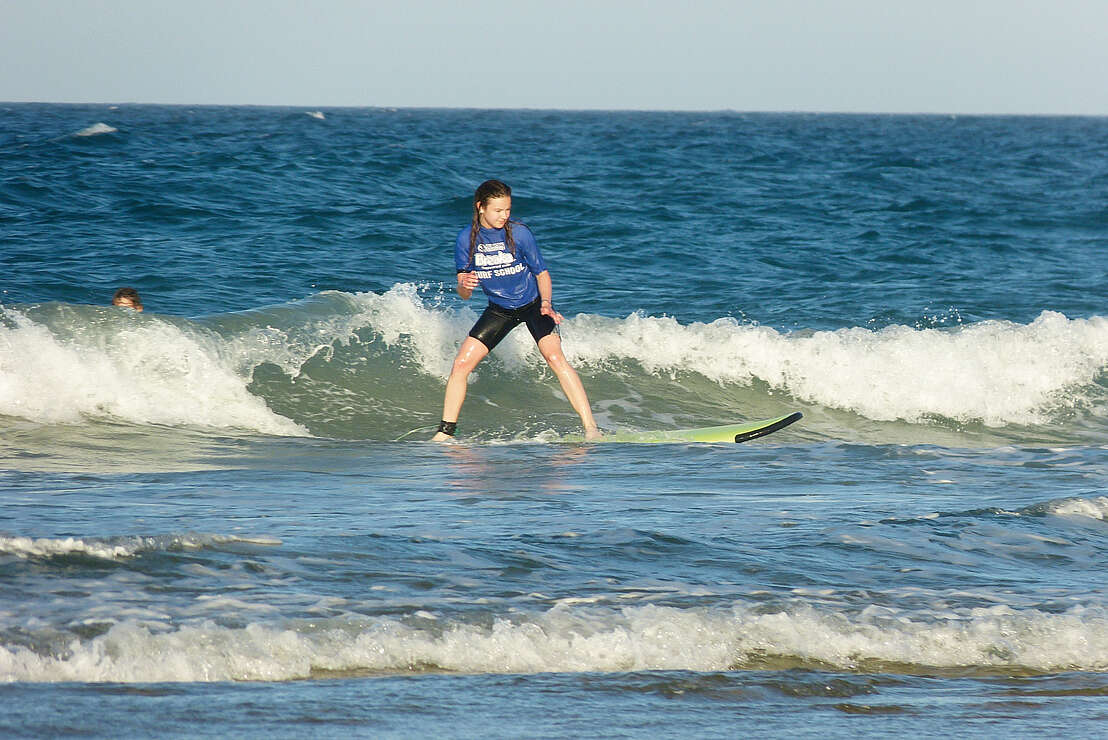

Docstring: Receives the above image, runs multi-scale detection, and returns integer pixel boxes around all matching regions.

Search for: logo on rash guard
[475,242,528,279]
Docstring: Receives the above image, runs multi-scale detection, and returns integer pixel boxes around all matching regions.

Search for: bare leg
[537,333,601,440]
[431,336,489,441]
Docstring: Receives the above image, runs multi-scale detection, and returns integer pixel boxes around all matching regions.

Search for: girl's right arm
[457,271,479,299]
[454,227,478,299]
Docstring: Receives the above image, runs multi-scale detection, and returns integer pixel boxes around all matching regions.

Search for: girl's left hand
[541,301,563,325]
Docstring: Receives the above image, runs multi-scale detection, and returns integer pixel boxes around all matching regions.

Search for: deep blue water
[1,104,1107,738]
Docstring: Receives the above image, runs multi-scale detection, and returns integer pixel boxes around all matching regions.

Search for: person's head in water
[468,179,515,263]
[112,287,143,311]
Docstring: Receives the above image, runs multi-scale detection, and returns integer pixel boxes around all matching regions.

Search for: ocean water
[1,104,1107,737]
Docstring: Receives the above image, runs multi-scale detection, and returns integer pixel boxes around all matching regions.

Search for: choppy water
[1,104,1107,738]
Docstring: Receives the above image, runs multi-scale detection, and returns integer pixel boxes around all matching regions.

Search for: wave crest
[4,601,1107,683]
[3,290,1105,440]
[0,305,306,435]
[0,533,282,561]
[74,122,117,137]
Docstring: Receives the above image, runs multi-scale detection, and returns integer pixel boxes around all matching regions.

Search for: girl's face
[478,195,511,229]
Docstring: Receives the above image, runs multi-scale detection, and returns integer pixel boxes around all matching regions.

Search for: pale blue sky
[2,0,1107,114]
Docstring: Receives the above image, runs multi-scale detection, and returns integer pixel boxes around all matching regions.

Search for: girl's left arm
[536,271,564,324]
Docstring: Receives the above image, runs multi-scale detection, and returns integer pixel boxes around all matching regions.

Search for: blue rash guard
[455,221,547,309]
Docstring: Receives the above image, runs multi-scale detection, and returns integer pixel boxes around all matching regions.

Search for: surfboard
[565,411,803,444]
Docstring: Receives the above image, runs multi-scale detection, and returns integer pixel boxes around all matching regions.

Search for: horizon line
[4,100,1108,119]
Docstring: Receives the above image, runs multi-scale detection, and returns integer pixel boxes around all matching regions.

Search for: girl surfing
[431,180,601,441]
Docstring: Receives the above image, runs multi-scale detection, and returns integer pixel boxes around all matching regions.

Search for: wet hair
[467,179,515,268]
[112,287,142,309]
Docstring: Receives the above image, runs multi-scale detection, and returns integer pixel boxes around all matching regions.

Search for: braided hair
[467,179,516,268]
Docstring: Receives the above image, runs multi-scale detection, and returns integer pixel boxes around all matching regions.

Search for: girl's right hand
[457,272,480,290]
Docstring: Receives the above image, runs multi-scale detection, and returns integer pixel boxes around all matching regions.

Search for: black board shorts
[469,298,556,351]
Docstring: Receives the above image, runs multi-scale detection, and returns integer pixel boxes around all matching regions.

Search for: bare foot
[430,432,453,442]
[584,427,602,441]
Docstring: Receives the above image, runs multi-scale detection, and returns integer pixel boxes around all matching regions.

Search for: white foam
[352,289,1107,425]
[6,290,1103,432]
[348,284,492,377]
[0,535,137,560]
[0,309,306,435]
[0,533,281,561]
[4,602,1107,682]
[198,286,467,386]
[340,284,598,380]
[561,310,1108,426]
[74,123,117,137]
[1050,496,1108,520]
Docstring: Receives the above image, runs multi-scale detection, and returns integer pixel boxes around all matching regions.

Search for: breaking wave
[2,286,1105,443]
